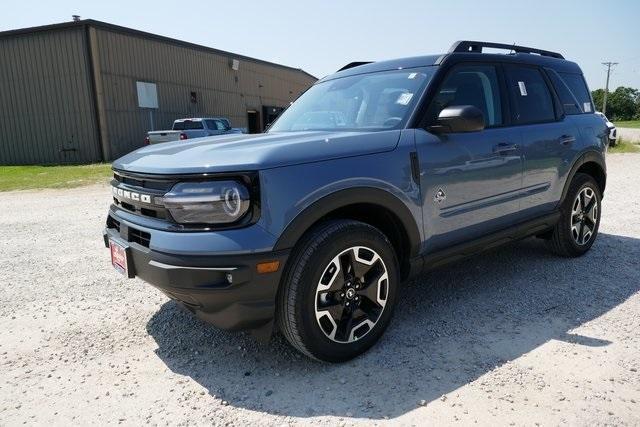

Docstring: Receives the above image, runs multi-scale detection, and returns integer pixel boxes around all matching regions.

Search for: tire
[609,138,617,147]
[277,220,399,362]
[547,173,602,257]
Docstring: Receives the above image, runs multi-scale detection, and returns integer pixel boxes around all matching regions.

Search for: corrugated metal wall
[0,22,315,164]
[0,27,101,165]
[92,27,316,159]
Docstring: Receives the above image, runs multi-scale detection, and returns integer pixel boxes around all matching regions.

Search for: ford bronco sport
[104,41,607,362]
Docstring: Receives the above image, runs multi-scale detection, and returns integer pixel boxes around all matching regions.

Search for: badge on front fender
[434,188,446,204]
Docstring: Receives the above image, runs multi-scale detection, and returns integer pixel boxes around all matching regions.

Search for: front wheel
[277,220,399,362]
[547,173,602,257]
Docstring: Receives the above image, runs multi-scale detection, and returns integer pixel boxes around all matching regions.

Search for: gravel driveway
[1,154,639,426]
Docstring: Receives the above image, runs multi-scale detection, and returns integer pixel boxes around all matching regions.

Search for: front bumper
[103,225,289,332]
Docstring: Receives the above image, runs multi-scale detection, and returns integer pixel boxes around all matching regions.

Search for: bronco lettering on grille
[111,186,153,204]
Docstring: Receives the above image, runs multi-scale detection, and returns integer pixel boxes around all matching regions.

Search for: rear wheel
[547,173,601,257]
[277,220,399,362]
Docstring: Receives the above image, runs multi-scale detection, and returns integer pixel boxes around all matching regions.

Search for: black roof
[323,41,581,82]
[0,19,317,80]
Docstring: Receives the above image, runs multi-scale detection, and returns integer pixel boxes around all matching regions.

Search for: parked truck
[146,117,244,145]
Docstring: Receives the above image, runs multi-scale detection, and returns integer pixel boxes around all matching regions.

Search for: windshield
[173,120,204,130]
[268,67,435,132]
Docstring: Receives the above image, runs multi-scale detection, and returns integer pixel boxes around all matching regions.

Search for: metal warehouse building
[0,19,316,165]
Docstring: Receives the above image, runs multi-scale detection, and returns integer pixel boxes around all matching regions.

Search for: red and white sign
[109,240,128,276]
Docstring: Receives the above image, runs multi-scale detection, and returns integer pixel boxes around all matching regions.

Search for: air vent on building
[230,59,240,71]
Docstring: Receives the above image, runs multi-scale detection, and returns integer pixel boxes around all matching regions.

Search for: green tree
[591,86,639,120]
[592,88,605,112]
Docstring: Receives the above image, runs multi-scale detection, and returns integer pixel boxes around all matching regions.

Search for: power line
[602,62,618,115]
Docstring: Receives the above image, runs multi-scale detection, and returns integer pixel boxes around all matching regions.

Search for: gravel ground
[1,154,639,426]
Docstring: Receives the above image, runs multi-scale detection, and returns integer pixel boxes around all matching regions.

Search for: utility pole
[601,62,618,115]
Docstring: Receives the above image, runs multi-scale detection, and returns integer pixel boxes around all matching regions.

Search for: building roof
[0,19,317,80]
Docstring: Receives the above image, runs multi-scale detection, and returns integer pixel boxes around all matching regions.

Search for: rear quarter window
[558,72,594,114]
[546,70,582,115]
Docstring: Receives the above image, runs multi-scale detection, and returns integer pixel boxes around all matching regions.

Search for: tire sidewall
[294,224,399,362]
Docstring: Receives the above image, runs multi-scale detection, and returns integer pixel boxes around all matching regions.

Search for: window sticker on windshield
[518,81,528,96]
[408,72,418,79]
[396,93,414,105]
[583,102,592,112]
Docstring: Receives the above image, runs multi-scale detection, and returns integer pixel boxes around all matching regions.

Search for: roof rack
[337,61,372,72]
[448,40,564,59]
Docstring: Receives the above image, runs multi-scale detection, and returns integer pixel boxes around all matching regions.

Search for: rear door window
[427,64,503,127]
[505,66,556,124]
[173,120,204,130]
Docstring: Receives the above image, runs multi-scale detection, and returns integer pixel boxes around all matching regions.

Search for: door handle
[493,143,519,154]
[559,135,576,145]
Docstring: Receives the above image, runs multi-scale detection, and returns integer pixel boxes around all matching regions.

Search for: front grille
[112,198,171,220]
[113,172,176,192]
[111,170,174,221]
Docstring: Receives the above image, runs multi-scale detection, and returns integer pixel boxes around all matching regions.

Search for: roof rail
[337,61,372,72]
[448,40,565,59]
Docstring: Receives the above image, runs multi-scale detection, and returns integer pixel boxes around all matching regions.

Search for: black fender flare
[560,150,606,203]
[558,150,607,205]
[272,187,422,257]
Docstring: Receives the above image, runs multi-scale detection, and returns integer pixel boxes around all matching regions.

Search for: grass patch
[613,120,640,128]
[609,138,640,154]
[0,164,112,191]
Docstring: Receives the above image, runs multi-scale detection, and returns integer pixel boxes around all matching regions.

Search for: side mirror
[430,105,485,134]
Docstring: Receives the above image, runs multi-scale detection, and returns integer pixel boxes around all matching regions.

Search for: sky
[2,0,639,90]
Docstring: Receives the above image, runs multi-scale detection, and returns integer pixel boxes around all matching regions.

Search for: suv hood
[113,130,401,175]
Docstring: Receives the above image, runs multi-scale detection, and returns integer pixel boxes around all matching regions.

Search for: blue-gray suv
[104,41,607,362]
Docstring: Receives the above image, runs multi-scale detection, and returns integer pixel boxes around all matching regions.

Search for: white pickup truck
[146,117,244,145]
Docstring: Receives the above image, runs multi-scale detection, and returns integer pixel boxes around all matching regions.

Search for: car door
[214,119,229,135]
[503,65,578,218]
[415,63,524,252]
[205,119,221,136]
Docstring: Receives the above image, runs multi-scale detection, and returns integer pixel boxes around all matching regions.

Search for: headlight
[162,181,251,224]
